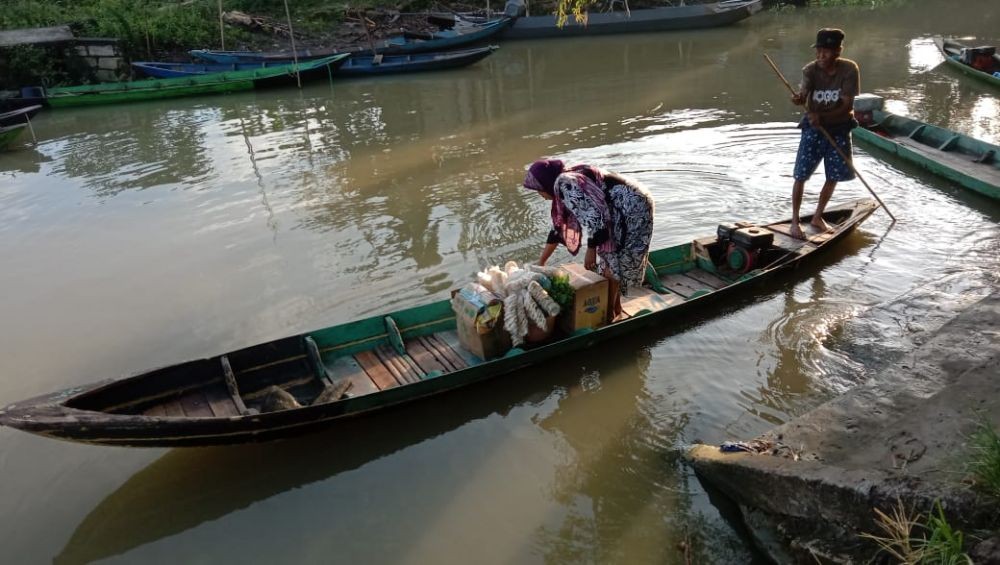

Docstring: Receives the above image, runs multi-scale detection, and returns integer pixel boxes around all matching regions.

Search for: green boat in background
[933,37,1000,89]
[42,53,350,108]
[853,95,1000,200]
[0,123,27,151]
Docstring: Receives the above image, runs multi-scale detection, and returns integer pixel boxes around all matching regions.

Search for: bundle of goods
[451,262,563,358]
[476,261,562,347]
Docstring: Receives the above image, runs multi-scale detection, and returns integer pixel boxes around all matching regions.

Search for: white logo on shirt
[813,89,841,104]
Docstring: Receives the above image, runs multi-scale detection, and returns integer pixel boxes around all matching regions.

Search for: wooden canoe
[44,54,349,108]
[189,17,512,64]
[933,37,1000,89]
[0,104,43,127]
[0,198,878,447]
[495,0,762,40]
[334,46,499,77]
[853,108,1000,199]
[0,123,27,151]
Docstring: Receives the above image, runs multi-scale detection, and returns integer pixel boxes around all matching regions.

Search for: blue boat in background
[137,46,498,79]
[189,17,511,65]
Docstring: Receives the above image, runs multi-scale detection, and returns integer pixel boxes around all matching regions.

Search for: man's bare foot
[789,222,806,240]
[811,217,833,232]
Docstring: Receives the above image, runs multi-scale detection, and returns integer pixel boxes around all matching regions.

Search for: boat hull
[336,46,498,77]
[499,0,761,40]
[0,199,878,446]
[855,110,1000,199]
[45,54,348,108]
[190,18,512,64]
[0,123,27,150]
[934,37,1000,89]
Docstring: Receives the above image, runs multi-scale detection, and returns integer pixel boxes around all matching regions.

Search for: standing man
[790,28,860,239]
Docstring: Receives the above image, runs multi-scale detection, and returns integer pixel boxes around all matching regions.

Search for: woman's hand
[539,243,557,266]
[585,247,597,271]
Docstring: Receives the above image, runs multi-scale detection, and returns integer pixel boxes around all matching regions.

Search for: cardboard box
[451,286,512,361]
[556,263,609,333]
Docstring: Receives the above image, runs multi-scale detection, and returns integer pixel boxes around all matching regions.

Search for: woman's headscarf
[523,159,613,256]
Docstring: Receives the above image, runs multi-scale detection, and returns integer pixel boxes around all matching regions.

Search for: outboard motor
[717,224,774,274]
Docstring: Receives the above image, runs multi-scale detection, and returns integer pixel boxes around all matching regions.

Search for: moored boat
[0,104,43,127]
[335,45,498,77]
[44,54,349,108]
[0,198,878,447]
[0,123,27,151]
[495,0,762,40]
[933,37,1000,89]
[852,94,1000,199]
[190,17,512,64]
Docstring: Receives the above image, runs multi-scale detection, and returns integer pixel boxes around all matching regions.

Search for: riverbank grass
[968,419,1000,499]
[862,500,972,564]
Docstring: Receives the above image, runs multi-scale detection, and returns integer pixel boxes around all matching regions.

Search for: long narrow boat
[0,104,43,127]
[336,46,498,77]
[138,46,498,80]
[0,123,27,151]
[0,198,878,447]
[494,0,761,40]
[933,37,1000,89]
[42,54,349,108]
[190,17,512,65]
[853,97,1000,199]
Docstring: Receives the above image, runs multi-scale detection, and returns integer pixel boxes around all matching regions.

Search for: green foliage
[923,503,970,565]
[861,499,972,564]
[547,274,575,310]
[968,419,1000,499]
[555,0,596,27]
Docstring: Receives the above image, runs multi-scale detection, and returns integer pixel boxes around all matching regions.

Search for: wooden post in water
[283,0,301,88]
[218,0,225,50]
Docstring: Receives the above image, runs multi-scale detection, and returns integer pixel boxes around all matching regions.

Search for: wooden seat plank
[436,331,480,368]
[425,334,469,370]
[162,400,184,417]
[375,343,424,384]
[354,350,401,390]
[179,391,214,418]
[404,338,451,375]
[416,336,460,371]
[621,286,683,316]
[767,223,832,245]
[326,356,379,397]
[683,269,731,289]
[659,273,709,298]
[204,385,240,417]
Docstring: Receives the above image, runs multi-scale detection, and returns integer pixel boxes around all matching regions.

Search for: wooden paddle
[763,53,896,222]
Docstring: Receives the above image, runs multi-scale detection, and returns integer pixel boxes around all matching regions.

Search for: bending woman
[523,159,654,320]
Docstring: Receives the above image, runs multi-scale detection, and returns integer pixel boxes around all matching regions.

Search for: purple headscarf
[523,159,613,256]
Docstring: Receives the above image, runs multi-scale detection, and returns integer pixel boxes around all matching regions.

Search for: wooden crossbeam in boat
[974,149,996,164]
[221,355,250,415]
[938,135,960,151]
[404,338,451,374]
[303,336,334,386]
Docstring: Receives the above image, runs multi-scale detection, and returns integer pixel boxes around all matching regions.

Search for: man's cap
[812,28,845,49]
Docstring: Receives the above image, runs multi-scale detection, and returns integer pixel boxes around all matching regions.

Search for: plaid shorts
[793,124,855,182]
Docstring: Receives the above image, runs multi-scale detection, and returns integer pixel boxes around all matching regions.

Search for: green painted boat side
[0,198,879,446]
[0,124,27,150]
[44,54,349,108]
[933,37,1000,89]
[854,109,1000,199]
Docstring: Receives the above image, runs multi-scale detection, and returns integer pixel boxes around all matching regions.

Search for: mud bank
[687,292,1000,563]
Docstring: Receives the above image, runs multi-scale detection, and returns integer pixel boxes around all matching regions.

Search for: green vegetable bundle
[547,274,575,311]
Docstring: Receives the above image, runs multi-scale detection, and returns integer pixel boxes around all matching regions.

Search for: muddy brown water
[1,2,998,563]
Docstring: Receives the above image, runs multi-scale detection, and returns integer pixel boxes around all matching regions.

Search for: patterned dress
[551,171,654,295]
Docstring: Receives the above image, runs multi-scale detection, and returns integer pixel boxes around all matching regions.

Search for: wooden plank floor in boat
[892,135,1000,187]
[146,267,742,415]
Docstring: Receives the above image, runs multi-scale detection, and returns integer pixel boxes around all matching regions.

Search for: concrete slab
[687,292,1000,562]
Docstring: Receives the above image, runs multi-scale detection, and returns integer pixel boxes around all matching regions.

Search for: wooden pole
[218,0,225,50]
[762,53,897,222]
[283,0,301,88]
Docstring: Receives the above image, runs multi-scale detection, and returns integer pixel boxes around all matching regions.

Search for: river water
[1,2,998,563]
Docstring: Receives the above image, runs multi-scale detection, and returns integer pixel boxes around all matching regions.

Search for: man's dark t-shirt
[799,58,860,128]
